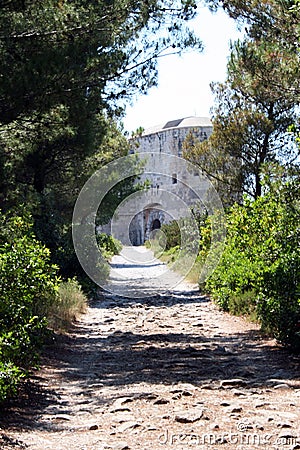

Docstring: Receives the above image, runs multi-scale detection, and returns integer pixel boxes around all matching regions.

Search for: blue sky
[122,7,243,134]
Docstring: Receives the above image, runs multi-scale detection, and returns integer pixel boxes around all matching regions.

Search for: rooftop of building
[141,116,212,137]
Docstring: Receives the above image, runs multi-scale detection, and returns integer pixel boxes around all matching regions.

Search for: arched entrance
[143,203,163,242]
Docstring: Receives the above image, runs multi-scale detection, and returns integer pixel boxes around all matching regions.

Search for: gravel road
[104,246,196,298]
[1,247,300,450]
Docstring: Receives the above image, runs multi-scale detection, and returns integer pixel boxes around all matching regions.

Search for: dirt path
[1,247,300,450]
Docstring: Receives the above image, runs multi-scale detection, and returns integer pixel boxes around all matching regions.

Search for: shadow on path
[94,289,209,308]
[1,291,299,438]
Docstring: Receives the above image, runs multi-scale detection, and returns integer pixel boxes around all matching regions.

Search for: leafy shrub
[144,240,151,249]
[157,245,180,263]
[206,180,300,349]
[0,211,59,402]
[0,362,24,401]
[160,221,181,250]
[256,237,300,347]
[96,233,122,259]
[228,290,258,320]
[205,245,264,311]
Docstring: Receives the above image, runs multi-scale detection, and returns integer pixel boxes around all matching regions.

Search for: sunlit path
[104,246,197,298]
[1,257,299,449]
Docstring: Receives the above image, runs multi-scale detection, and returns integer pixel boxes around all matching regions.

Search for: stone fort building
[111,116,213,245]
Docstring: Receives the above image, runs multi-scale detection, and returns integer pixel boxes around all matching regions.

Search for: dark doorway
[151,218,161,231]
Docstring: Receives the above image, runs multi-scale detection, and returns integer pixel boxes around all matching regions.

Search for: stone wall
[102,117,213,246]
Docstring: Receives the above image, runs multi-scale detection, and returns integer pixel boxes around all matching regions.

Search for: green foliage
[206,246,263,310]
[131,127,145,138]
[227,290,257,320]
[0,0,201,126]
[144,240,151,249]
[0,211,60,402]
[12,119,132,288]
[96,233,122,260]
[0,362,24,402]
[185,44,298,200]
[158,245,181,265]
[183,131,244,207]
[191,0,299,201]
[161,220,181,250]
[206,177,300,349]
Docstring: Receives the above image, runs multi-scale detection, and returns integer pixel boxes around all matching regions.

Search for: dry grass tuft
[48,278,88,331]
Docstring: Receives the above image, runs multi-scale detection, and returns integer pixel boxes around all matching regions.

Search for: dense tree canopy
[206,0,300,99]
[0,0,202,276]
[0,0,201,124]
[0,0,201,203]
[185,0,299,202]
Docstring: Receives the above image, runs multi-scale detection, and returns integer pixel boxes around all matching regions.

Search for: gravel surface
[1,247,300,450]
[104,246,195,298]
